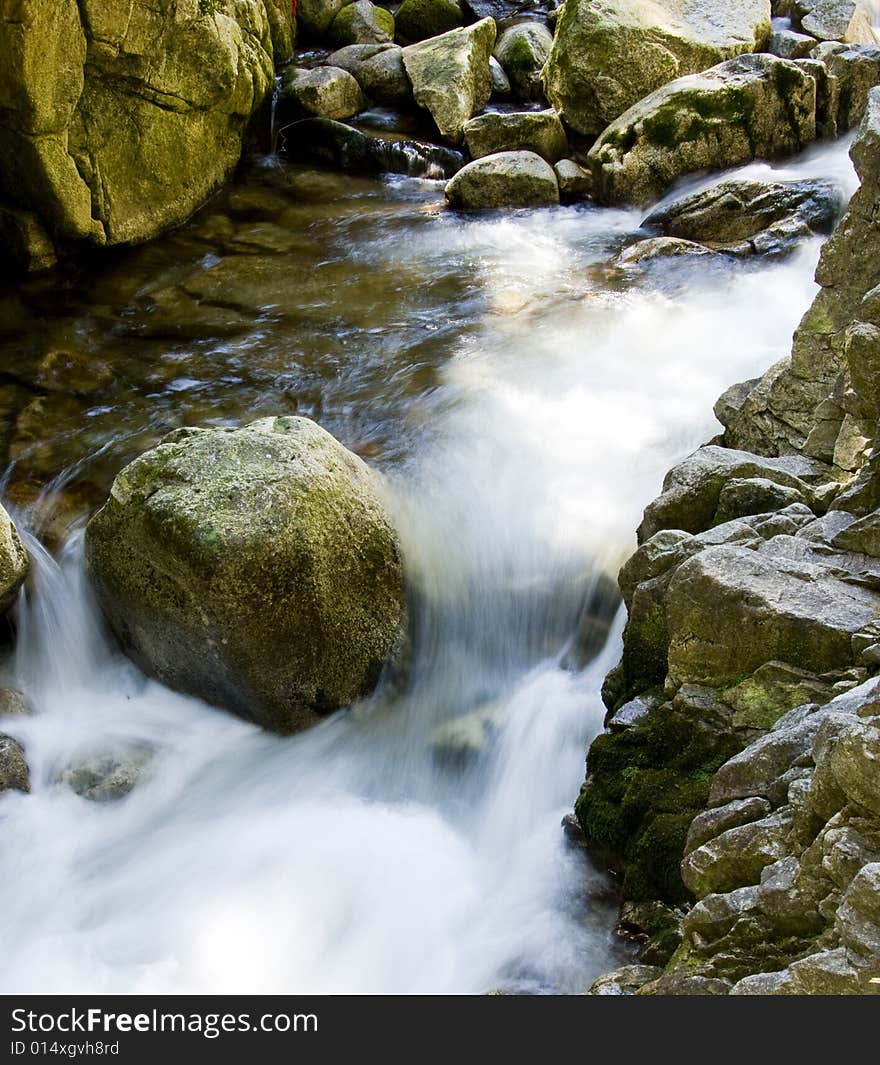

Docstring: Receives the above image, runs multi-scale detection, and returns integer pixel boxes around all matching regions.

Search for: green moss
[395,0,461,42]
[575,704,742,905]
[198,0,223,16]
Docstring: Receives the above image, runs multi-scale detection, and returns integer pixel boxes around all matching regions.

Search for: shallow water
[0,138,859,993]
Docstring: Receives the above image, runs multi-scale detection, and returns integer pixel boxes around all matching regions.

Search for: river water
[0,138,859,993]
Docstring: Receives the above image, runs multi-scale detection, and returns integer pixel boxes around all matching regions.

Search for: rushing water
[0,138,859,993]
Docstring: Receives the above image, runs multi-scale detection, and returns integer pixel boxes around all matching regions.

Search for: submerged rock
[589,54,819,206]
[0,502,29,616]
[461,109,568,163]
[280,117,464,178]
[402,19,497,142]
[84,417,407,735]
[445,151,560,208]
[543,0,773,136]
[60,749,152,802]
[0,734,29,794]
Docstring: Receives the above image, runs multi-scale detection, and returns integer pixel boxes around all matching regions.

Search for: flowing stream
[0,138,859,994]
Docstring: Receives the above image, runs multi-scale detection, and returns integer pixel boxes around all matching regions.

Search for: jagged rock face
[402,18,497,142]
[588,54,819,206]
[84,417,408,736]
[721,88,880,466]
[0,1,289,253]
[543,0,772,136]
[583,84,880,994]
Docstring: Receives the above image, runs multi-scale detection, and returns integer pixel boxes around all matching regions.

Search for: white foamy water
[0,139,858,993]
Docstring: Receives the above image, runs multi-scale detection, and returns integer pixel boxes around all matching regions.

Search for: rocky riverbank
[581,87,880,996]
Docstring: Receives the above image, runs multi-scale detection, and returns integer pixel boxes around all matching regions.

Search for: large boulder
[445,150,560,208]
[543,0,773,136]
[84,417,407,735]
[298,0,355,36]
[329,1,395,45]
[461,109,568,163]
[395,0,463,42]
[402,18,497,142]
[588,54,819,206]
[0,502,28,616]
[0,1,285,253]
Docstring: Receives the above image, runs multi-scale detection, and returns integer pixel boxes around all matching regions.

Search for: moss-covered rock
[0,502,28,616]
[278,66,367,122]
[588,54,819,206]
[329,1,395,45]
[0,1,280,251]
[402,19,497,142]
[575,700,742,903]
[493,22,553,102]
[395,0,463,43]
[461,109,568,163]
[84,417,407,735]
[298,0,355,36]
[543,0,773,136]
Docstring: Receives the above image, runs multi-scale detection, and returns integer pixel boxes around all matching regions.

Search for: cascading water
[0,138,859,993]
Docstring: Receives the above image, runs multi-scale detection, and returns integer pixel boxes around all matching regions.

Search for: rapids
[0,137,859,993]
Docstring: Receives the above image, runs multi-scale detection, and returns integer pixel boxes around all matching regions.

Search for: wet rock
[585,964,663,995]
[60,749,152,802]
[493,22,553,102]
[543,0,773,137]
[589,55,819,206]
[462,110,568,163]
[721,661,837,731]
[355,49,413,105]
[430,701,504,766]
[554,159,593,201]
[330,1,395,45]
[0,689,31,717]
[402,19,497,142]
[0,1,281,250]
[642,178,843,259]
[0,733,29,793]
[445,150,559,208]
[280,117,464,178]
[84,417,407,735]
[606,690,663,732]
[616,236,715,267]
[0,502,29,616]
[395,0,463,42]
[278,66,367,122]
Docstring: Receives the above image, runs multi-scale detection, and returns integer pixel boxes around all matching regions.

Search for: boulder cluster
[582,87,880,996]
